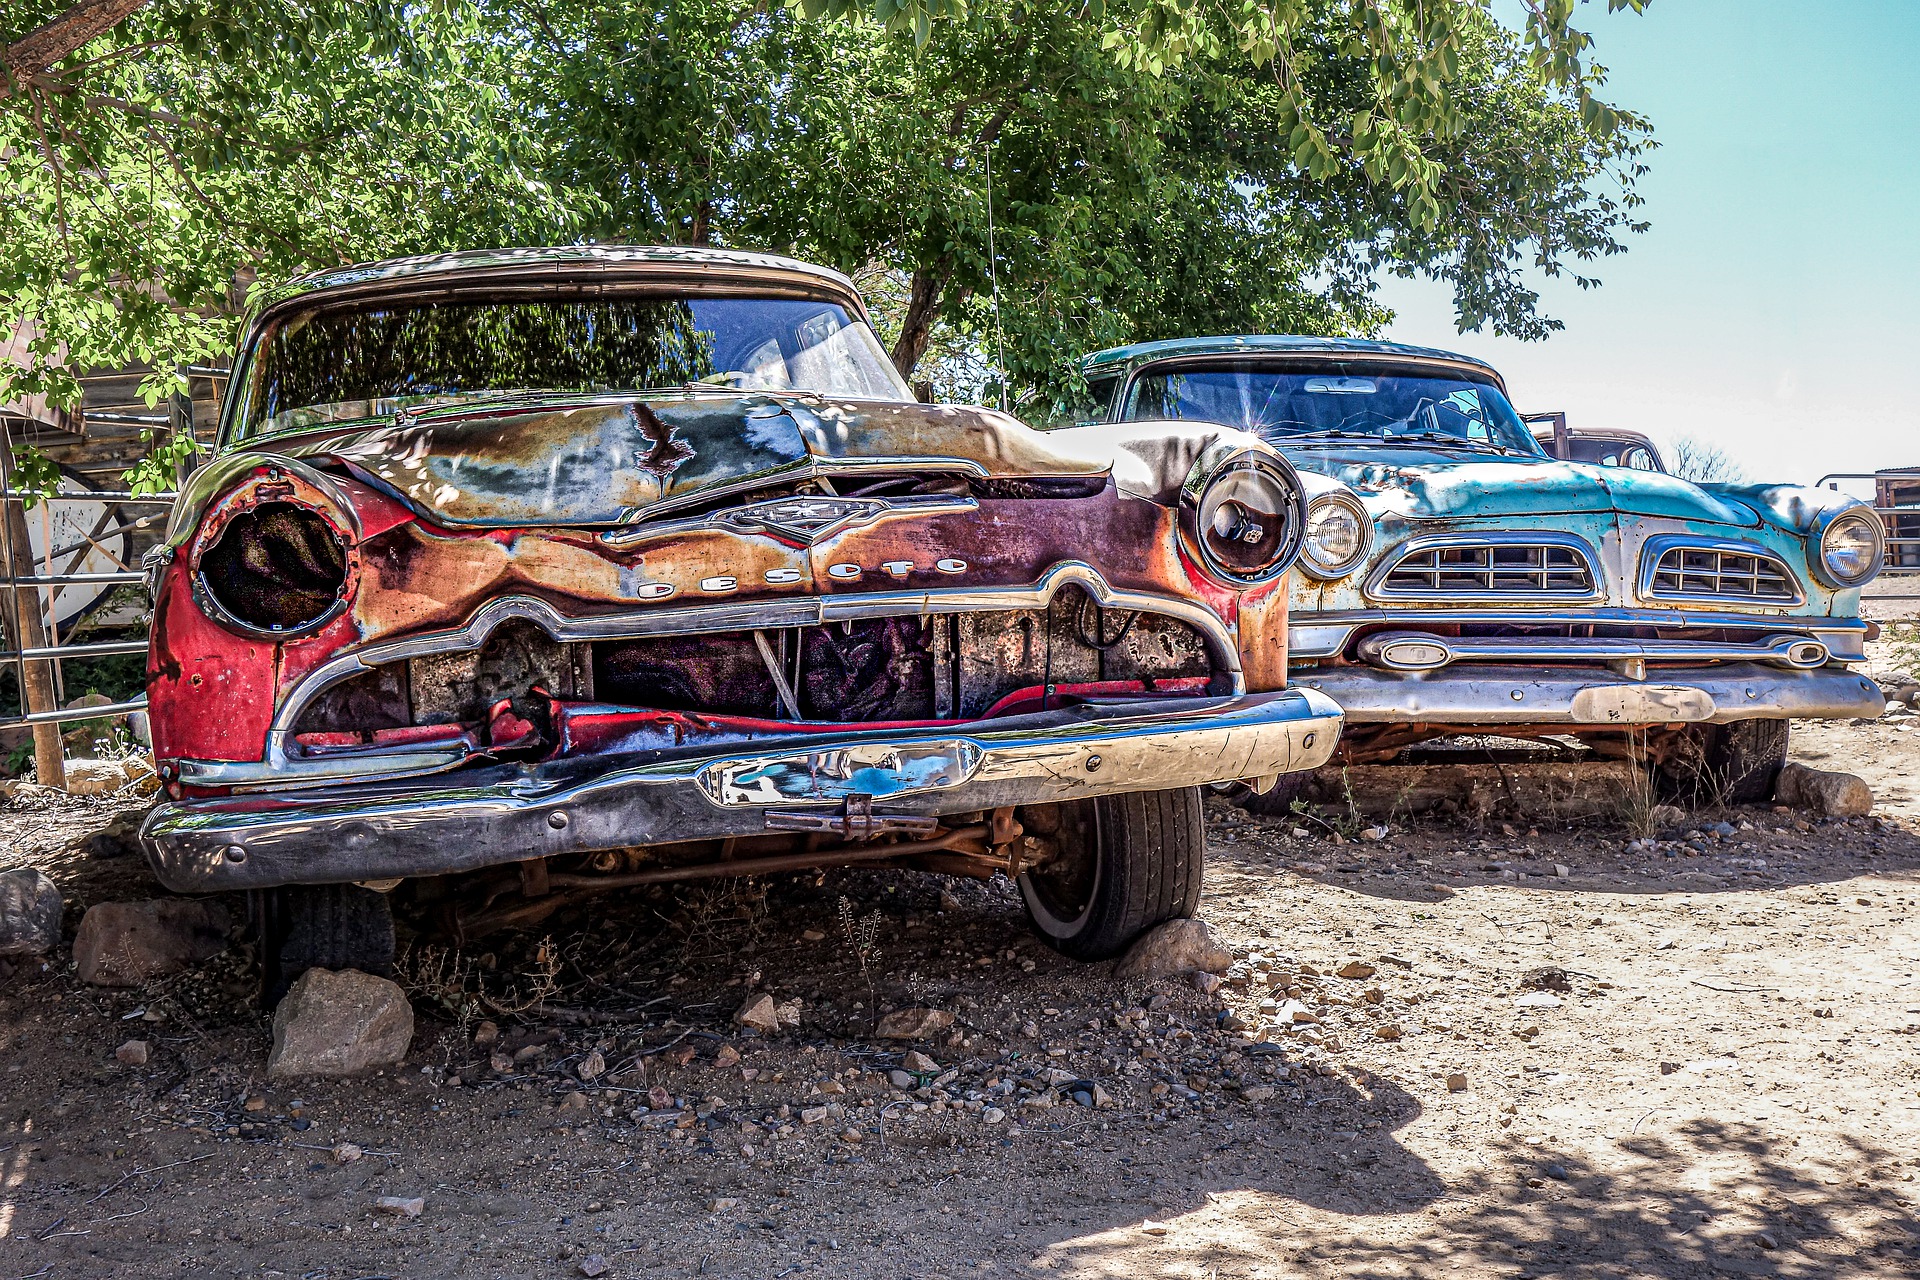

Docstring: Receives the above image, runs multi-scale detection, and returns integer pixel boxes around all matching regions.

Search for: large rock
[62,758,123,797]
[874,1007,955,1040]
[1113,918,1233,981]
[0,868,62,956]
[73,898,229,986]
[268,968,414,1079]
[1775,763,1873,818]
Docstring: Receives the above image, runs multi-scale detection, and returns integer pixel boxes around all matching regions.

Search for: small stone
[243,1095,266,1112]
[1191,971,1223,995]
[1373,1024,1402,1041]
[707,1197,739,1212]
[578,1255,611,1278]
[1240,1086,1274,1103]
[489,1051,513,1074]
[1362,825,1388,841]
[1141,1220,1170,1236]
[774,999,803,1029]
[267,969,414,1080]
[1092,1084,1113,1108]
[799,1106,830,1125]
[841,1126,864,1143]
[875,1007,955,1039]
[373,1196,424,1217]
[801,929,826,942]
[332,1142,364,1164]
[1544,1163,1569,1181]
[647,1085,673,1110]
[115,1039,149,1066]
[1446,1073,1468,1093]
[902,1050,939,1073]
[72,898,229,986]
[577,1049,606,1081]
[1112,918,1234,980]
[888,1069,916,1089]
[981,1107,1006,1124]
[473,1020,500,1046]
[817,1079,845,1096]
[734,994,781,1034]
[1554,864,1570,879]
[561,1091,589,1111]
[1775,763,1873,817]
[1659,1061,1680,1075]
[1336,960,1376,980]
[1757,1232,1779,1250]
[81,810,145,861]
[712,1044,741,1069]
[0,869,62,957]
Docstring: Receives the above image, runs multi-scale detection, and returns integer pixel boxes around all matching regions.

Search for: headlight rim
[1296,490,1374,581]
[1178,447,1307,588]
[1809,504,1885,590]
[187,474,360,640]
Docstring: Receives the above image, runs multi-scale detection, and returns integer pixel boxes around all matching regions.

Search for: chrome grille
[1373,539,1597,599]
[1644,542,1800,605]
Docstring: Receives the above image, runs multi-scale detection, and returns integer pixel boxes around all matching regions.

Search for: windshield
[1121,362,1544,455]
[234,294,911,439]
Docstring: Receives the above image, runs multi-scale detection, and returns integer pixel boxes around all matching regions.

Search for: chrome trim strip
[1296,663,1884,726]
[142,690,1344,892]
[1364,531,1604,604]
[600,492,979,549]
[1288,610,1868,661]
[1637,534,1806,608]
[1355,630,1830,673]
[250,564,1244,786]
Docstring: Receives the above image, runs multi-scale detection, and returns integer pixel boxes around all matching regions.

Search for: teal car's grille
[1374,538,1597,600]
[1644,542,1801,605]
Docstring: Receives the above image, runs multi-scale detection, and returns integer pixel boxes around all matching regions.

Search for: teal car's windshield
[233,294,910,440]
[1122,362,1544,455]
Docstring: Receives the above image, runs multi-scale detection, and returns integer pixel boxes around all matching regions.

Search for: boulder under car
[1073,335,1885,806]
[139,248,1341,985]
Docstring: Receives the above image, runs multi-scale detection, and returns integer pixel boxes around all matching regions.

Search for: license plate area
[1569,684,1716,724]
[698,741,983,805]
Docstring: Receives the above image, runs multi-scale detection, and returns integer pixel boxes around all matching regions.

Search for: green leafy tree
[1,1,589,490]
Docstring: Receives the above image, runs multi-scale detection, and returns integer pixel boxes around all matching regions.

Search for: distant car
[138,248,1342,984]
[1526,414,1667,472]
[1072,335,1886,808]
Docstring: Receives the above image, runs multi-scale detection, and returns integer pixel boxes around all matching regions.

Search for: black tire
[257,884,397,1006]
[1218,771,1311,818]
[1654,719,1790,807]
[1017,787,1204,961]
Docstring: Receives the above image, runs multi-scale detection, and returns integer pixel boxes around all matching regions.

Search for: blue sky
[1374,0,1920,489]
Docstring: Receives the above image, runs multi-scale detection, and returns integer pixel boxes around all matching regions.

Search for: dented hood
[1284,444,1759,527]
[244,391,1125,527]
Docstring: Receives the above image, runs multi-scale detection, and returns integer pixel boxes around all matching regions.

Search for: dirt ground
[3,660,1920,1278]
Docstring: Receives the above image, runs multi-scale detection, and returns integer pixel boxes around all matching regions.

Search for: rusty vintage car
[1074,336,1887,807]
[138,247,1341,978]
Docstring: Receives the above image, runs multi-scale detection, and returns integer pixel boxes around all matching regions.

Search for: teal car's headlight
[1298,492,1372,580]
[1811,507,1885,589]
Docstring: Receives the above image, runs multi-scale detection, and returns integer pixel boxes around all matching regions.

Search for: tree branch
[1,0,153,101]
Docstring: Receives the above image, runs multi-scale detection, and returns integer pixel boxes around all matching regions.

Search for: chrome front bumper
[1295,662,1884,726]
[141,689,1343,892]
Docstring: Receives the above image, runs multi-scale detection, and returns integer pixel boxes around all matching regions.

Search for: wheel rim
[1018,801,1102,939]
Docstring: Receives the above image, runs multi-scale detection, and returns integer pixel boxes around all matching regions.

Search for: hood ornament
[713,496,890,546]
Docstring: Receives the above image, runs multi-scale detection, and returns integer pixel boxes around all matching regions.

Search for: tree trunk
[889,260,954,384]
[1,0,153,99]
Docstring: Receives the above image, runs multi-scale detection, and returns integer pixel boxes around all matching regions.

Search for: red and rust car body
[138,248,1339,926]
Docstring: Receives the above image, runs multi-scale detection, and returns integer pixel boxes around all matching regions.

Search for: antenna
[984,140,1009,414]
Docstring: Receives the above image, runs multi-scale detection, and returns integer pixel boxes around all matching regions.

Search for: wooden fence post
[0,444,67,790]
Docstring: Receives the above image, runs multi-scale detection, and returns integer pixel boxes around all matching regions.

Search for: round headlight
[1298,492,1372,580]
[1181,450,1306,587]
[1812,508,1884,589]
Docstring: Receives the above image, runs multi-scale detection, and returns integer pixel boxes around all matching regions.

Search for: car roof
[1079,335,1503,387]
[248,245,868,323]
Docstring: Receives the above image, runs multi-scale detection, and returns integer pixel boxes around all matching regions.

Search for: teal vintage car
[1072,336,1887,805]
